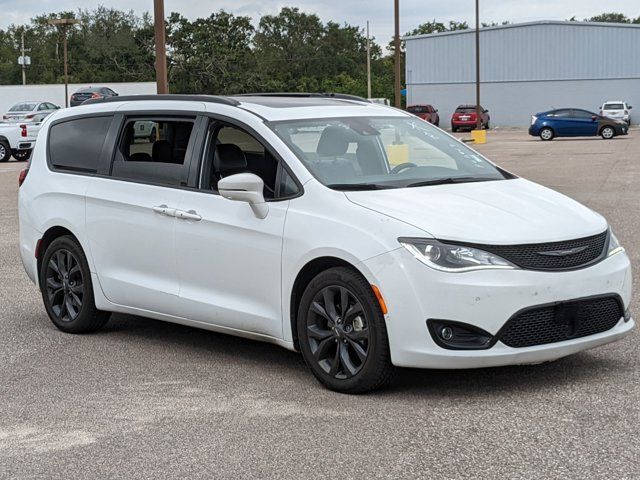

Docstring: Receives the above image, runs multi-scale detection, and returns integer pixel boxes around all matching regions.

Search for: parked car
[2,101,59,123]
[407,104,440,126]
[529,108,628,141]
[451,105,489,132]
[600,101,632,126]
[18,94,634,393]
[0,122,41,162]
[70,86,118,107]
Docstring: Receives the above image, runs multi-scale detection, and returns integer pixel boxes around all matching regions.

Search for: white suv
[18,94,634,393]
[600,101,632,125]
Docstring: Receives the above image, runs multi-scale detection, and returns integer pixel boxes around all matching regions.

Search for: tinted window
[456,106,480,113]
[111,118,195,186]
[49,116,112,173]
[9,102,37,112]
[407,106,429,114]
[603,103,624,110]
[550,109,571,118]
[572,110,596,119]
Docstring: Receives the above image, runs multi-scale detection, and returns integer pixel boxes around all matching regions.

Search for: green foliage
[0,7,636,106]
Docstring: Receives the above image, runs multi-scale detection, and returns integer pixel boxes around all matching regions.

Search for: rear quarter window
[48,116,112,173]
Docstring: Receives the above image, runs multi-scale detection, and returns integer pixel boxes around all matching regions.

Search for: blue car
[529,108,628,141]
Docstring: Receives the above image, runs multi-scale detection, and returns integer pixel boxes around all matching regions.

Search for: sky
[0,0,638,44]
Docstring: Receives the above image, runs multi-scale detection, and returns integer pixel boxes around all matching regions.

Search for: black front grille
[498,296,623,348]
[455,230,608,271]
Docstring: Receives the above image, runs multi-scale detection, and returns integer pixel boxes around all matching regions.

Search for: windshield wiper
[326,183,398,191]
[406,177,498,188]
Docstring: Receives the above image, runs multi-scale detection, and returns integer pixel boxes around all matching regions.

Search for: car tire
[539,127,554,141]
[485,121,490,130]
[39,236,111,334]
[13,150,31,162]
[148,127,157,143]
[297,267,394,394]
[600,126,615,140]
[451,126,458,133]
[0,140,10,162]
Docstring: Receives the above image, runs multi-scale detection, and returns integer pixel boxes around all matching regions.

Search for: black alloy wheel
[298,267,394,393]
[45,249,84,323]
[307,285,370,380]
[40,236,110,333]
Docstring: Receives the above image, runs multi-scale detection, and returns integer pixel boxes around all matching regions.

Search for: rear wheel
[539,127,554,141]
[39,236,110,333]
[451,126,458,133]
[0,141,10,162]
[297,267,394,394]
[600,126,615,139]
[13,150,31,161]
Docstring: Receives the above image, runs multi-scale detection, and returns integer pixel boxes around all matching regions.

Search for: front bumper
[363,247,633,369]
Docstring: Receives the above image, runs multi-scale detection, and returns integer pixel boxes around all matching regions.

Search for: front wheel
[600,126,615,139]
[0,141,10,162]
[40,236,111,333]
[539,127,554,141]
[297,267,394,394]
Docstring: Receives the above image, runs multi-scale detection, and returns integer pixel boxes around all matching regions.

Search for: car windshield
[603,103,624,110]
[9,102,38,112]
[270,116,509,190]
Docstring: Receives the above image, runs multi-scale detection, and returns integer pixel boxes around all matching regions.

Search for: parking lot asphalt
[1,129,638,479]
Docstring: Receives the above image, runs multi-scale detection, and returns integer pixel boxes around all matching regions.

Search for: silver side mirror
[218,173,268,219]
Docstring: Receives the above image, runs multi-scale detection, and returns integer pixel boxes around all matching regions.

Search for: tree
[167,11,256,94]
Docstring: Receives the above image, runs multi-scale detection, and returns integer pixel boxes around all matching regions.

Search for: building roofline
[403,20,640,41]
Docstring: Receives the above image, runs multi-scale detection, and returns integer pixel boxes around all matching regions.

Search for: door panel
[86,178,184,314]
[174,192,288,337]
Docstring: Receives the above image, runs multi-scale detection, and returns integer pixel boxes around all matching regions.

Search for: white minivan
[18,94,634,393]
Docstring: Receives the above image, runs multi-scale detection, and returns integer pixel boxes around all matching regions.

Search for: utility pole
[394,0,401,108]
[20,31,26,85]
[366,21,372,99]
[154,0,168,94]
[475,0,482,130]
[48,18,80,108]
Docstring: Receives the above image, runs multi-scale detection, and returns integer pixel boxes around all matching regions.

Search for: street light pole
[475,0,482,130]
[48,18,80,108]
[366,21,372,99]
[154,0,168,94]
[394,0,401,108]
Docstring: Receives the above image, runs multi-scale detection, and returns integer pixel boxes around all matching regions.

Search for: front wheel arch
[290,257,369,351]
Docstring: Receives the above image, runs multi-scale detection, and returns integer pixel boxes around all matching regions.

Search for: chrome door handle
[152,205,177,217]
[175,209,202,221]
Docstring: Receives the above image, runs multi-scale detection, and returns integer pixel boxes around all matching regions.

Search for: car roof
[64,94,409,122]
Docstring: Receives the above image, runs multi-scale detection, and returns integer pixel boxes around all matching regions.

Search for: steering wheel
[390,162,418,174]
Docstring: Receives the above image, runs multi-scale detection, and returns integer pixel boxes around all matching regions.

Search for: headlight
[531,115,537,125]
[398,238,516,272]
[607,231,625,257]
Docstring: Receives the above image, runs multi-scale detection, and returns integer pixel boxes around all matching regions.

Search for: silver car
[2,101,60,123]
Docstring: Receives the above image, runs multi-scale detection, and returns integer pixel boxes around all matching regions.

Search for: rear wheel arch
[37,226,79,283]
[290,256,370,351]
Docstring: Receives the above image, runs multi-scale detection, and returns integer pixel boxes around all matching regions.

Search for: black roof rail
[82,94,241,107]
[235,92,371,103]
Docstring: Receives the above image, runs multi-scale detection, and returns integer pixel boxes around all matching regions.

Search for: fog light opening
[427,319,494,350]
[624,309,632,323]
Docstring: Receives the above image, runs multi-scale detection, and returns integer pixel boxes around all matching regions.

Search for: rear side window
[49,116,112,173]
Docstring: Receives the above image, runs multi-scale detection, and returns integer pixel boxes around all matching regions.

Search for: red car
[451,105,490,132]
[407,105,440,126]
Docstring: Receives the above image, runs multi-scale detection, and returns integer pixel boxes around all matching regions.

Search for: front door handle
[175,209,202,221]
[152,205,177,217]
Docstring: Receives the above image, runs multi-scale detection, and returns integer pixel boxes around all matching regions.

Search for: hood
[345,178,607,245]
